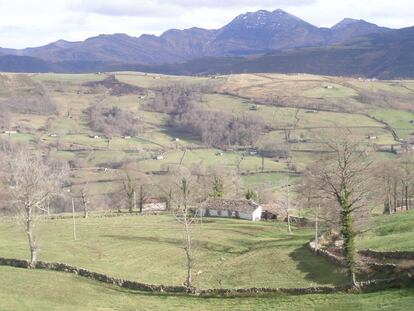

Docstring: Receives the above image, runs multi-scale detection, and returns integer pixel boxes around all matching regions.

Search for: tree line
[86,105,142,137]
[145,84,265,148]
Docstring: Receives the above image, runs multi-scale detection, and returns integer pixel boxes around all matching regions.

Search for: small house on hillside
[3,130,17,134]
[142,198,167,212]
[199,199,262,221]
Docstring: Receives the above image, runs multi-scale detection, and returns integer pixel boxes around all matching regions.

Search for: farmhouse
[199,199,262,221]
[142,198,167,212]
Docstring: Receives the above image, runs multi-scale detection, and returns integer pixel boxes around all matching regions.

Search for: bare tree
[80,182,90,218]
[307,133,374,286]
[280,179,298,235]
[174,178,197,291]
[166,166,203,291]
[399,154,414,211]
[3,149,68,266]
[123,173,136,214]
[374,160,402,214]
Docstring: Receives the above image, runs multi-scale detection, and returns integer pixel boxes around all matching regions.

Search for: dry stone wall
[0,256,411,297]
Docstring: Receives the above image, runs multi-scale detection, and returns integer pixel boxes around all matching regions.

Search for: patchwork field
[1,71,413,197]
[1,71,414,310]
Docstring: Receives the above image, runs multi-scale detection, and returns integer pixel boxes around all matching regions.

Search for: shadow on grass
[289,244,348,286]
[103,234,246,255]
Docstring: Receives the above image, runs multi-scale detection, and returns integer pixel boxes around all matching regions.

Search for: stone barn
[199,199,262,221]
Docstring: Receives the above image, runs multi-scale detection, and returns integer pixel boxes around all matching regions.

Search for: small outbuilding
[199,199,262,222]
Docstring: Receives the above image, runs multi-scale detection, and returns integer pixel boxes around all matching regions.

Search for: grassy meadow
[1,266,413,311]
[357,210,414,251]
[0,215,347,289]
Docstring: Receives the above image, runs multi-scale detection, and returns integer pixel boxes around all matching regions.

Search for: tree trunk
[340,195,357,287]
[82,192,89,219]
[181,179,193,291]
[139,186,144,213]
[184,221,193,290]
[405,185,409,211]
[314,205,319,251]
[72,198,77,241]
[287,212,292,234]
[25,206,37,267]
[393,181,398,213]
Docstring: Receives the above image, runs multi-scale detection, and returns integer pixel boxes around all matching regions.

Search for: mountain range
[0,9,413,78]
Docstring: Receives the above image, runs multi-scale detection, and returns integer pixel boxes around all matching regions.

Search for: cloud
[72,0,315,17]
[0,0,413,48]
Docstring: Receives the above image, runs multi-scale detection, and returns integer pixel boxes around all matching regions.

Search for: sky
[0,0,413,49]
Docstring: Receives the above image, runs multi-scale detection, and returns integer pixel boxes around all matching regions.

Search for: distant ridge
[1,9,412,78]
[0,9,390,65]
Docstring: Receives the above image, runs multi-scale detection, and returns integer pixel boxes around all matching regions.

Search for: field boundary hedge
[0,256,409,297]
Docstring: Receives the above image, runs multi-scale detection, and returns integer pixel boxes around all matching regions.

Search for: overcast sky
[1,0,413,48]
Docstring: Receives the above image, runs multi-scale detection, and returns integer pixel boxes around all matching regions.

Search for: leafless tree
[123,173,137,214]
[2,149,68,266]
[80,182,90,218]
[306,132,374,286]
[280,179,297,234]
[399,154,414,210]
[166,166,204,291]
[173,178,198,291]
[373,160,402,214]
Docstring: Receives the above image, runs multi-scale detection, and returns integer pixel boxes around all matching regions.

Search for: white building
[199,199,262,222]
[142,198,167,212]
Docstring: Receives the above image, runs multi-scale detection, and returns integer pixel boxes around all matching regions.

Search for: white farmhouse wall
[142,202,167,212]
[252,206,262,221]
[199,206,262,221]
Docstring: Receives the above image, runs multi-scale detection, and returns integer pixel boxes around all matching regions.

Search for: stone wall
[0,257,187,293]
[309,242,346,266]
[0,256,411,297]
[359,249,414,261]
[309,243,414,281]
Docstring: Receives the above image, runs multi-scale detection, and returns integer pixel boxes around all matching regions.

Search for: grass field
[0,215,347,289]
[368,109,414,140]
[357,210,414,251]
[1,267,413,311]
